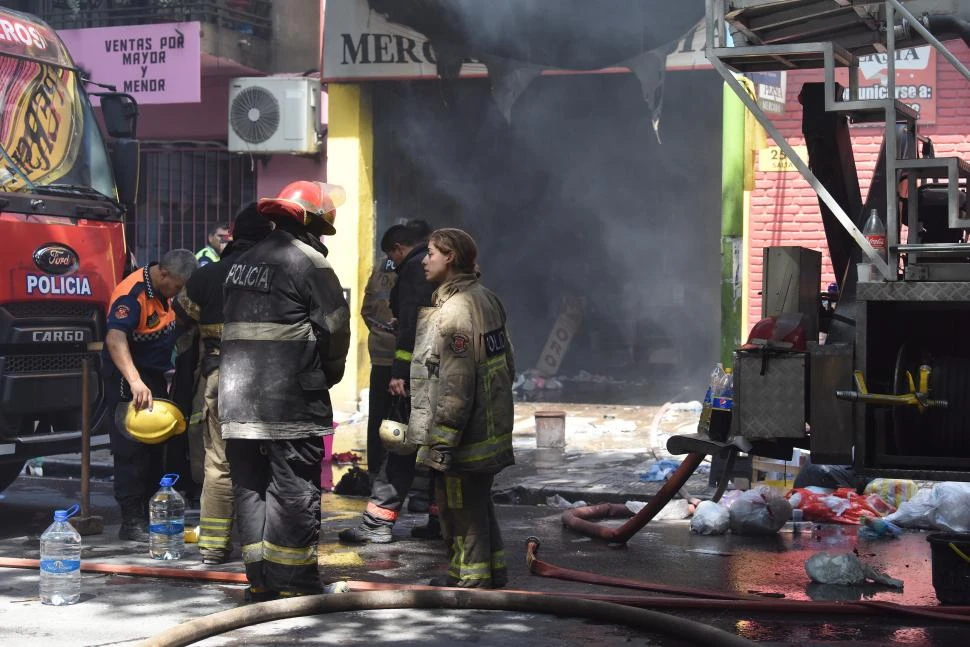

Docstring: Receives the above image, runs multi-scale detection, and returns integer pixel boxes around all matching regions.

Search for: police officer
[173,204,273,564]
[102,249,199,541]
[219,181,350,600]
[338,221,438,544]
[414,228,515,588]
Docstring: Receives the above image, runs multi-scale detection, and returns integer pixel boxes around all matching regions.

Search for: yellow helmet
[123,399,186,444]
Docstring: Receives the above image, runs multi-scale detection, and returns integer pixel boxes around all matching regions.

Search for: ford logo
[33,243,80,276]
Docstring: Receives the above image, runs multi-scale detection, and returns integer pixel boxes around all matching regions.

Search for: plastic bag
[690,500,730,535]
[787,487,886,525]
[728,487,791,535]
[864,478,918,509]
[805,552,903,587]
[885,482,970,532]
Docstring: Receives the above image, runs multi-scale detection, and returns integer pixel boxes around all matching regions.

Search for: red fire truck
[0,7,139,491]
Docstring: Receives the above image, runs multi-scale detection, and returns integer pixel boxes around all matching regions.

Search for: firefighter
[102,249,199,542]
[173,203,273,564]
[360,238,397,479]
[414,228,515,588]
[338,220,439,544]
[219,181,350,600]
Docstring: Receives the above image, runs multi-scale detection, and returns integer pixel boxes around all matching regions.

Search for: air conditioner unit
[228,77,321,154]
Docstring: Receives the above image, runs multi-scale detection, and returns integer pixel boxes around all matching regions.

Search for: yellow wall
[326,83,375,413]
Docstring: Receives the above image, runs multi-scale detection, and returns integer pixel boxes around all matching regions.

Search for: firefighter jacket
[390,244,436,380]
[361,258,397,367]
[174,240,257,377]
[411,273,516,474]
[219,228,351,440]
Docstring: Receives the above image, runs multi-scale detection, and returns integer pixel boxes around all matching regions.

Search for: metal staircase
[706,0,970,282]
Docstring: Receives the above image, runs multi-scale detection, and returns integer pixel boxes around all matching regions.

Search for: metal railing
[34,1,273,41]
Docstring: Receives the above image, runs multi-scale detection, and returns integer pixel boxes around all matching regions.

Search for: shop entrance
[374,71,723,403]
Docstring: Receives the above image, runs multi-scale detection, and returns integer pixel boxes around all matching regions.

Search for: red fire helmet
[741,313,807,351]
[257,181,346,236]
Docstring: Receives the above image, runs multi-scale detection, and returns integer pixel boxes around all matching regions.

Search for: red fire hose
[560,451,705,543]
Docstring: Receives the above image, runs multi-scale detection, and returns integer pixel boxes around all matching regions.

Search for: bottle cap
[54,503,80,522]
[159,473,180,487]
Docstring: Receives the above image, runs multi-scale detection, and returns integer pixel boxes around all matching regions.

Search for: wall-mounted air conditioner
[228,77,320,154]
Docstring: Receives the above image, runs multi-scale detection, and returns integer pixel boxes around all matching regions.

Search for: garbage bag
[690,500,730,535]
[885,482,970,532]
[728,487,792,535]
[805,552,903,588]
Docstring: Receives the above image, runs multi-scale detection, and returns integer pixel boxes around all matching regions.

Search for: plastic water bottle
[697,363,725,435]
[863,208,887,257]
[712,368,734,411]
[39,503,82,605]
[149,473,185,560]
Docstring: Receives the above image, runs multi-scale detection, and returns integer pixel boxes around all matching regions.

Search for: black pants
[228,438,323,594]
[362,450,417,527]
[366,364,392,476]
[102,369,169,518]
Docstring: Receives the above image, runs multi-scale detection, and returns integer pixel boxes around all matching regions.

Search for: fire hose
[560,451,705,543]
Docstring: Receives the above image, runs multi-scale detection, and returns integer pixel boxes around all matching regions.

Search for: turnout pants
[197,369,233,560]
[103,369,168,518]
[227,438,323,594]
[366,364,392,476]
[437,473,507,589]
[362,450,416,527]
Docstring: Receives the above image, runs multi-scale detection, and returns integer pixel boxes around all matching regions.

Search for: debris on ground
[728,486,792,535]
[805,551,904,588]
[545,494,587,508]
[788,487,894,525]
[885,481,970,532]
[640,458,709,482]
[690,500,730,535]
[626,498,692,520]
[858,516,903,539]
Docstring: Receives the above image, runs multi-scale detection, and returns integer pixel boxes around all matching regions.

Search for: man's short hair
[159,249,199,281]
[208,222,229,237]
[380,219,433,252]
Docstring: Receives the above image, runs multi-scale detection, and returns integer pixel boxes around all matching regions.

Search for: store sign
[323,0,708,81]
[836,46,937,124]
[746,71,787,114]
[58,22,201,104]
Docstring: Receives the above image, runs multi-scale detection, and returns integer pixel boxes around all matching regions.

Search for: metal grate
[124,143,257,264]
[3,302,99,319]
[3,353,90,375]
[31,1,274,42]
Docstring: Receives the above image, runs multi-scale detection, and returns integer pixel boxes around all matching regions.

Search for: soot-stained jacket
[410,273,516,474]
[218,227,350,440]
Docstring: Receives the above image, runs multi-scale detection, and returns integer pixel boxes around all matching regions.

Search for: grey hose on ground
[138,589,757,647]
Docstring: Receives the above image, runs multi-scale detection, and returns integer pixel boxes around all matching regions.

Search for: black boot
[410,516,441,540]
[338,523,392,544]
[118,515,150,542]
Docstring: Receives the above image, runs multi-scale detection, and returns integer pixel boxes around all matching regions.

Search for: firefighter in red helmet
[219,180,351,600]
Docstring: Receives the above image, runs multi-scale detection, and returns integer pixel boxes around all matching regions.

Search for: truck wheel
[0,461,26,493]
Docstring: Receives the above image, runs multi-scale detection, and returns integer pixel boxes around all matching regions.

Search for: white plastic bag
[885,482,970,532]
[690,500,730,535]
[728,487,792,535]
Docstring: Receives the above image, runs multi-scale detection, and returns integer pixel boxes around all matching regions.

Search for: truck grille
[3,302,100,319]
[3,353,92,375]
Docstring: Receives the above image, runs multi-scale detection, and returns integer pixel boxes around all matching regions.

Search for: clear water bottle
[149,473,185,560]
[862,208,887,258]
[697,363,725,436]
[39,503,82,606]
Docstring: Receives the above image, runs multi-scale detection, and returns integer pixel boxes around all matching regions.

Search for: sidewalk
[35,401,717,507]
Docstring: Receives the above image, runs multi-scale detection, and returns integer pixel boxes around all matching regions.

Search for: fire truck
[0,7,138,491]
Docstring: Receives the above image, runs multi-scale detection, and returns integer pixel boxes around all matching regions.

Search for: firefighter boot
[410,515,442,540]
[118,506,150,542]
[338,521,392,544]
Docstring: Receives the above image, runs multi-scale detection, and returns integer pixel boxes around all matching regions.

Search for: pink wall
[255,154,327,200]
[135,75,232,140]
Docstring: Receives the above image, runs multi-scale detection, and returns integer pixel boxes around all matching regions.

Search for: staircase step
[711,41,855,72]
[827,98,919,123]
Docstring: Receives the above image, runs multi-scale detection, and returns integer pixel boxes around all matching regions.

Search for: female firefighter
[411,228,516,589]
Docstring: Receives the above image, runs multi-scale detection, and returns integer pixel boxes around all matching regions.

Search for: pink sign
[58,22,201,105]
